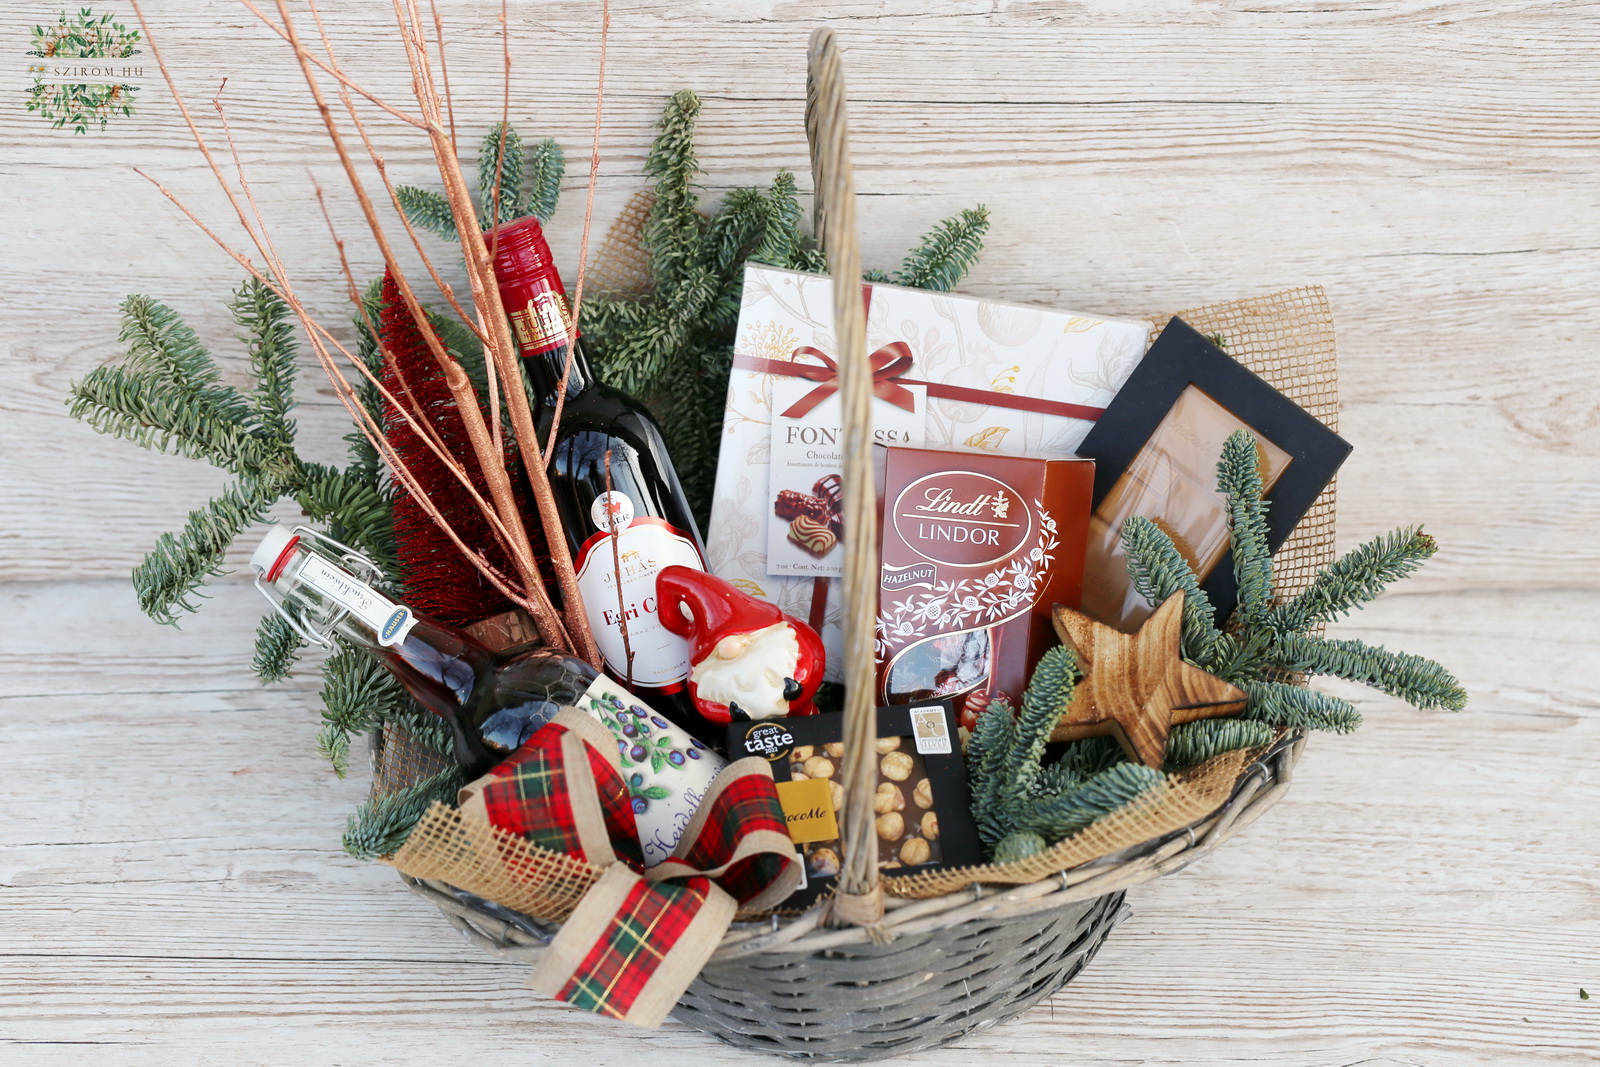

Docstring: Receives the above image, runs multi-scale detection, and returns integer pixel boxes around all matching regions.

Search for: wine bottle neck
[488,216,598,411]
[523,340,595,411]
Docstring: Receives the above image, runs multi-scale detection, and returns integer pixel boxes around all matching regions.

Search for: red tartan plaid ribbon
[458,709,799,1028]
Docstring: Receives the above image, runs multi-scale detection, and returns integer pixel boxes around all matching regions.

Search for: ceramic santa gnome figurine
[656,566,825,725]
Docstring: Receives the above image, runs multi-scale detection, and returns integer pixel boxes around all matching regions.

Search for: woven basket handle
[805,28,883,926]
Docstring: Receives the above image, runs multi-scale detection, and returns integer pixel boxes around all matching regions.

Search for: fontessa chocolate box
[874,445,1093,723]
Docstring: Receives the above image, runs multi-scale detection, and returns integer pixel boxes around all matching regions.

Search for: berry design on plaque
[580,675,723,863]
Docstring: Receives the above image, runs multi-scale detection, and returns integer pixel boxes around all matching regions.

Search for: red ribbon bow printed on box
[457,710,800,1028]
[731,334,1109,423]
[778,341,918,418]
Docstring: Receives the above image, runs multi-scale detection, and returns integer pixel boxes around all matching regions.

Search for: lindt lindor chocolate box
[874,445,1094,723]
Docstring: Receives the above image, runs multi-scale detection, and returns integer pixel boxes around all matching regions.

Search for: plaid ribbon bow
[457,708,800,1028]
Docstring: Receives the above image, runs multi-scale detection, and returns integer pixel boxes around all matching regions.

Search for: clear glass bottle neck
[267,545,403,650]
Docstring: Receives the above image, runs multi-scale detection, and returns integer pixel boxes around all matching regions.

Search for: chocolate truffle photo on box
[774,475,844,560]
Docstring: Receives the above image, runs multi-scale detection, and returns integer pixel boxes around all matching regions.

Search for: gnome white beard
[691,622,801,720]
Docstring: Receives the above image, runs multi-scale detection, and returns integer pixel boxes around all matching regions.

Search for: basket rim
[397,729,1305,965]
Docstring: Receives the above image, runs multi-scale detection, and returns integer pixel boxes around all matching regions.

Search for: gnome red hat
[656,566,825,725]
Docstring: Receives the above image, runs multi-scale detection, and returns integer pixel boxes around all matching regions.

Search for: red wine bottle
[490,218,713,741]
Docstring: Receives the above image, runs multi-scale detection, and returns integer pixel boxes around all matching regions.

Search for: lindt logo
[892,472,1033,567]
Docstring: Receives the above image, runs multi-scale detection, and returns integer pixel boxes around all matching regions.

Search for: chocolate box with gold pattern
[874,445,1094,726]
[728,701,982,908]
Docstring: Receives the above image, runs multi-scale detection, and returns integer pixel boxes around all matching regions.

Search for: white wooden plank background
[2,1,1596,1063]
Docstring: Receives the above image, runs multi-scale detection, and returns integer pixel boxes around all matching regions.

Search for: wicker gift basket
[371,29,1340,1060]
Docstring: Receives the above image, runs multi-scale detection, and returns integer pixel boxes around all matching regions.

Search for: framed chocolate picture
[1074,316,1351,630]
[728,702,983,908]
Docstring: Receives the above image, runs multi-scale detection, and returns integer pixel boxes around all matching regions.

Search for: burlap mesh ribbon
[372,190,1339,929]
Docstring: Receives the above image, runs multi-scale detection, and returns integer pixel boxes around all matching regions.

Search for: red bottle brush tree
[378,270,534,627]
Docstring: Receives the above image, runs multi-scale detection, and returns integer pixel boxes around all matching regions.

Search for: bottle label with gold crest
[505,277,574,359]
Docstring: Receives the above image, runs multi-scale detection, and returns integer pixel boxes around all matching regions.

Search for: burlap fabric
[373,195,1340,918]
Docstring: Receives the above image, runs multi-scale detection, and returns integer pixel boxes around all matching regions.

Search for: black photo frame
[728,701,983,909]
[1074,316,1351,627]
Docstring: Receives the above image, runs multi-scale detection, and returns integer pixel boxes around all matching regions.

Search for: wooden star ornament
[1048,590,1247,769]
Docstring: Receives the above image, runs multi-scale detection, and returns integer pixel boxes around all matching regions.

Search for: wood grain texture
[1050,592,1248,765]
[3,1,1596,1063]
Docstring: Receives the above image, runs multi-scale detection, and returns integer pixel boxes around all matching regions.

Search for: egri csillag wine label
[574,491,706,687]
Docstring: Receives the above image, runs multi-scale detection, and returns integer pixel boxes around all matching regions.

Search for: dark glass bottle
[250,525,604,775]
[249,525,725,868]
[489,218,712,740]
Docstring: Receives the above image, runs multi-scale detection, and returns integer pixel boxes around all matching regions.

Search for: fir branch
[396,184,459,243]
[992,832,1048,866]
[317,721,353,780]
[252,611,303,684]
[893,206,990,292]
[232,275,298,448]
[69,365,287,476]
[1049,735,1127,782]
[1165,718,1275,769]
[133,477,277,624]
[1012,762,1166,841]
[1217,430,1275,628]
[1273,633,1468,712]
[1120,515,1224,665]
[319,642,410,777]
[968,655,1076,849]
[1239,680,1363,733]
[1204,628,1274,686]
[119,294,230,402]
[1271,527,1438,634]
[964,697,1017,847]
[643,89,705,288]
[380,701,457,759]
[295,463,398,581]
[524,137,564,223]
[477,122,525,229]
[999,645,1078,793]
[343,771,466,860]
[747,170,815,271]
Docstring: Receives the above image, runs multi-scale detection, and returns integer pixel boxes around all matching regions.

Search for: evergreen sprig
[252,613,302,684]
[876,207,992,291]
[343,770,467,860]
[1164,718,1277,769]
[398,123,564,244]
[1268,526,1437,634]
[68,279,397,634]
[1117,428,1466,733]
[967,647,1167,863]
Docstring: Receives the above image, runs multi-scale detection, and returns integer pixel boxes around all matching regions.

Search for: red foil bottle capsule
[490,217,716,746]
